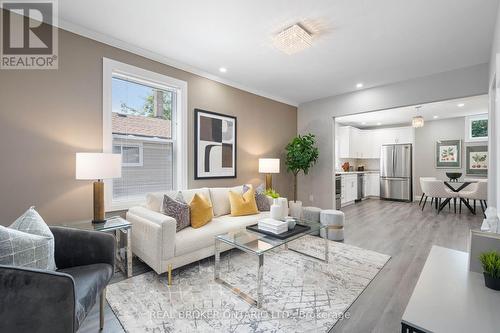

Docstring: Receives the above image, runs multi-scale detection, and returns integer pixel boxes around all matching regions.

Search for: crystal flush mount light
[412,116,424,128]
[273,24,313,55]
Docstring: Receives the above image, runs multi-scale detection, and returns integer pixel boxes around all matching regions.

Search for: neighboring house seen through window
[103,59,187,210]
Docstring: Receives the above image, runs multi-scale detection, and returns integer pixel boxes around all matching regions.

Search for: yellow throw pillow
[229,188,259,216]
[190,193,213,228]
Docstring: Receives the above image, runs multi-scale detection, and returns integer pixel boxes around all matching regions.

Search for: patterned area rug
[107,235,390,332]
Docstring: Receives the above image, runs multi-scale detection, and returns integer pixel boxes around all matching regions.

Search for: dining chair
[459,179,488,216]
[422,180,458,213]
[419,177,436,206]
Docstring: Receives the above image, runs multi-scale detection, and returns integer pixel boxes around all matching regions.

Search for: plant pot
[483,272,500,291]
[289,201,303,219]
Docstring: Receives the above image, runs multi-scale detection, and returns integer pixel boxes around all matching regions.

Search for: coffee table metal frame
[214,220,328,308]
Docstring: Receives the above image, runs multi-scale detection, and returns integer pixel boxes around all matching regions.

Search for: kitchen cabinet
[365,173,380,197]
[337,126,414,159]
[341,174,358,205]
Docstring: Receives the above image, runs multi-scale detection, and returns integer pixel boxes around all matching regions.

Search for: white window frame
[103,58,188,211]
[113,142,144,167]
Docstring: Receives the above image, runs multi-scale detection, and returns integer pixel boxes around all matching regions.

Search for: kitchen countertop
[336,170,379,175]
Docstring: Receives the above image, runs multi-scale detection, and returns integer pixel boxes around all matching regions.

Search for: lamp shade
[258,158,280,173]
[76,153,122,180]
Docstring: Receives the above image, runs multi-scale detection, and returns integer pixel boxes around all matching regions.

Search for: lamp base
[93,180,105,223]
[265,174,273,190]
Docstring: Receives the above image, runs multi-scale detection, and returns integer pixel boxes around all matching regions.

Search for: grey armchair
[0,226,115,332]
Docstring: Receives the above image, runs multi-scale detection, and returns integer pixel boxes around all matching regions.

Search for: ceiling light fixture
[433,115,439,119]
[219,67,227,73]
[377,122,382,126]
[273,24,313,55]
[412,106,424,128]
[457,103,465,107]
[361,122,367,125]
[356,83,364,89]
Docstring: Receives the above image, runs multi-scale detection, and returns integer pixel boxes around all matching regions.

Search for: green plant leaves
[480,251,500,278]
[285,134,319,175]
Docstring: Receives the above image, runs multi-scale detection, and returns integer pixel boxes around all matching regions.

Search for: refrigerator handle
[392,146,396,177]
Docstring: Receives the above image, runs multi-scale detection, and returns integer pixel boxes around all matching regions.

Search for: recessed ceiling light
[361,122,367,125]
[356,83,364,89]
[433,115,439,119]
[273,24,313,55]
[457,103,465,107]
[219,67,227,73]
[377,122,382,126]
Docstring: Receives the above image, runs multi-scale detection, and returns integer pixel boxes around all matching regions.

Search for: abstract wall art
[194,109,237,179]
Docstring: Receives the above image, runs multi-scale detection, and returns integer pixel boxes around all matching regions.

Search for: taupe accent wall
[0,28,297,225]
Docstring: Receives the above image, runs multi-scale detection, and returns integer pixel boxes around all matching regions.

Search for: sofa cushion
[146,191,178,212]
[189,194,213,229]
[162,195,190,232]
[0,207,56,270]
[229,188,259,216]
[175,212,270,256]
[58,263,113,330]
[209,185,244,217]
[243,184,270,211]
[180,188,213,208]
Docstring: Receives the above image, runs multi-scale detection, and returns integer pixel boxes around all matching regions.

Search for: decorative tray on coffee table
[246,223,311,240]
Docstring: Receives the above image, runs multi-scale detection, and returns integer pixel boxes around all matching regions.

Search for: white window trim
[465,113,488,142]
[103,58,188,212]
[113,142,144,167]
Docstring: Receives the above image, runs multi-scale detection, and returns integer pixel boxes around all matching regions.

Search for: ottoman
[303,206,322,236]
[320,209,345,241]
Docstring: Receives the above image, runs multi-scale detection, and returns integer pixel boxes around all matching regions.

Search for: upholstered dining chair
[459,179,488,216]
[419,177,436,206]
[0,227,115,333]
[421,180,458,213]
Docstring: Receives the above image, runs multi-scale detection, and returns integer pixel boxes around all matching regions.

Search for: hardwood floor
[79,199,482,333]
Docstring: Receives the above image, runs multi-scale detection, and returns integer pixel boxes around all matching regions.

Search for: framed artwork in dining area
[194,109,237,179]
[465,114,488,142]
[435,139,461,169]
[466,145,488,176]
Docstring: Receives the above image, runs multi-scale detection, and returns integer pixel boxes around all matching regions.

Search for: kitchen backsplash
[338,158,380,171]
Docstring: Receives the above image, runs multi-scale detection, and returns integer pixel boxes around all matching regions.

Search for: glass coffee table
[214,219,328,308]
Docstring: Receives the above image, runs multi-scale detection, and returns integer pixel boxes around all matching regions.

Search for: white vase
[270,199,282,220]
[289,200,303,219]
[277,197,288,218]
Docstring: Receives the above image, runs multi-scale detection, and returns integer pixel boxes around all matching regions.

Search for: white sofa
[126,186,270,274]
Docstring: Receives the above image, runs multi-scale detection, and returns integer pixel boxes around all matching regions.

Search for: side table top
[59,216,131,232]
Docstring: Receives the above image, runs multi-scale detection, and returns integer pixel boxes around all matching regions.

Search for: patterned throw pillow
[162,193,190,232]
[0,207,56,270]
[243,184,270,211]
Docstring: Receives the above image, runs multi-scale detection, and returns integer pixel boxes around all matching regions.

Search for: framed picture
[435,139,461,168]
[194,109,237,179]
[466,146,488,175]
[465,114,488,142]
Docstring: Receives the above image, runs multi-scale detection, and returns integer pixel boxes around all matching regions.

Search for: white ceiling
[336,94,489,128]
[58,0,499,105]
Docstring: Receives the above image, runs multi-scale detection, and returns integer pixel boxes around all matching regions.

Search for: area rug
[106,235,390,332]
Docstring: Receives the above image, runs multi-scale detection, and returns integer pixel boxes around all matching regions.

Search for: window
[103,59,187,210]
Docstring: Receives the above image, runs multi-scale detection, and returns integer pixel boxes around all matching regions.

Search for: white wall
[489,5,500,212]
[298,64,489,209]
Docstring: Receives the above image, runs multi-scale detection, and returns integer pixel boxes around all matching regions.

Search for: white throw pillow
[146,191,178,212]
[0,207,56,270]
[209,185,245,217]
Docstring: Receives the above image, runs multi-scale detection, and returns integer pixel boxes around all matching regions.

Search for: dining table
[439,179,478,214]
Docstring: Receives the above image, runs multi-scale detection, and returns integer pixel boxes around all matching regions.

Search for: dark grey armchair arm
[0,265,76,333]
[50,226,115,270]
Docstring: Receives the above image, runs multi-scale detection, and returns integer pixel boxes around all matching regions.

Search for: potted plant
[479,251,500,291]
[285,134,319,218]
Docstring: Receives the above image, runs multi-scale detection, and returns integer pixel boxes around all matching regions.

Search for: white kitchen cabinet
[337,126,415,159]
[365,173,380,197]
[341,174,358,205]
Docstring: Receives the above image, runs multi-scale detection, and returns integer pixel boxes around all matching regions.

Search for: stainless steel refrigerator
[380,144,412,201]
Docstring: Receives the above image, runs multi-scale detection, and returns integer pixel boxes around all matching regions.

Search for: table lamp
[76,153,122,223]
[258,158,280,190]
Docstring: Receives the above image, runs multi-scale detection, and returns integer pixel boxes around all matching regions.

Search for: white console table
[402,246,500,333]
